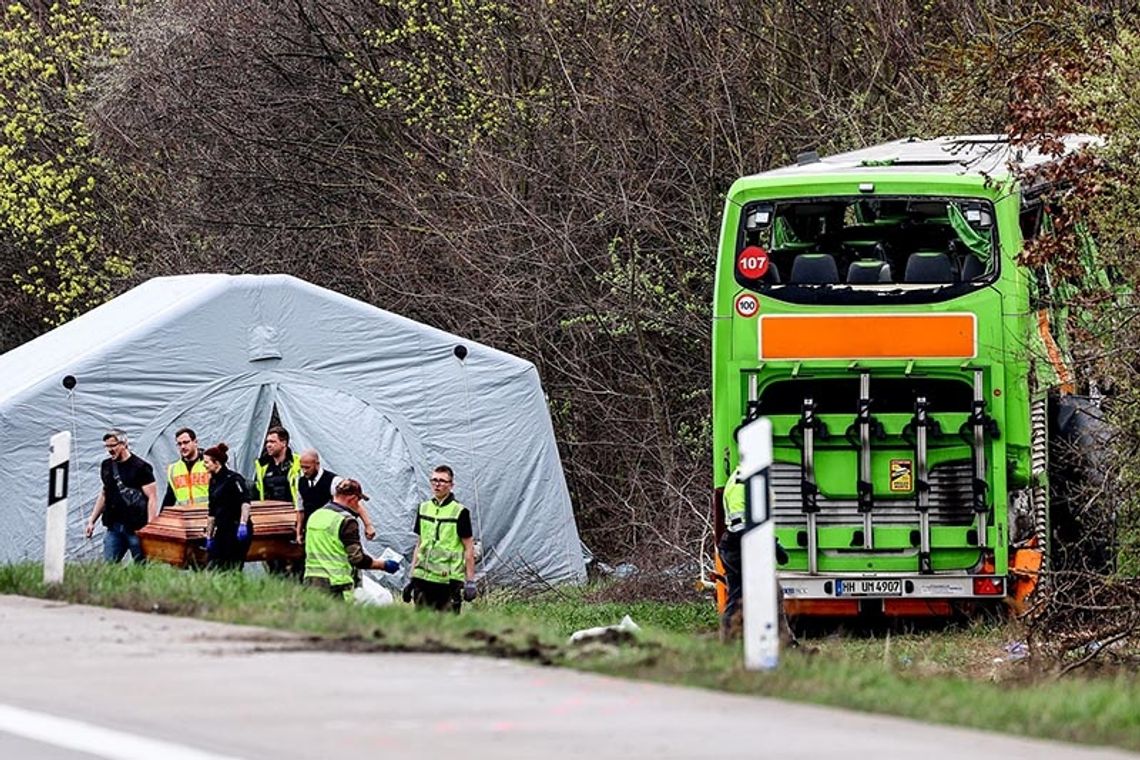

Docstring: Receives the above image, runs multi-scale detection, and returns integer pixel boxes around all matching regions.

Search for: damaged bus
[712,135,1097,617]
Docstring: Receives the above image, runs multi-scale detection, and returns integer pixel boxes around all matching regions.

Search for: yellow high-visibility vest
[304,507,354,600]
[253,453,301,507]
[413,499,467,584]
[167,458,210,508]
[723,467,746,533]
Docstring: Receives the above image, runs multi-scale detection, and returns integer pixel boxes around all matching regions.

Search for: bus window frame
[732,195,1001,305]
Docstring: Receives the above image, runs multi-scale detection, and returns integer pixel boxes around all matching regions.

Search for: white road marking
[0,703,248,760]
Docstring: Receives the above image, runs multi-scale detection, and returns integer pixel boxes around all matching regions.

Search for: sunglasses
[429,478,452,485]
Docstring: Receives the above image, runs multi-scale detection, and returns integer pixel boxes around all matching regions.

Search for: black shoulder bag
[110,459,150,530]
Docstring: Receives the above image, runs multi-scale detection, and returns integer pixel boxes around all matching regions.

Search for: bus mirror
[964,204,993,229]
[745,205,773,231]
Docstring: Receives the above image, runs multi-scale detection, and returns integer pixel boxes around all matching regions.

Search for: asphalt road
[0,595,1133,760]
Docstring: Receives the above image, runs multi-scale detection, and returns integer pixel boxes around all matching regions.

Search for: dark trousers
[718,532,794,644]
[103,523,144,563]
[718,531,743,631]
[411,578,463,613]
[270,510,315,578]
[207,522,253,571]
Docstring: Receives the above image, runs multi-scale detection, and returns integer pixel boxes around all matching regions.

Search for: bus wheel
[1048,394,1116,574]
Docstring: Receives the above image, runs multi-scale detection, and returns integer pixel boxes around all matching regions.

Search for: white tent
[0,274,585,584]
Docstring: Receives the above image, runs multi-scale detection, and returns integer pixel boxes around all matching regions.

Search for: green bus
[712,135,1094,617]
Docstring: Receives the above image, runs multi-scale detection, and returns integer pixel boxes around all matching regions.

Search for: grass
[3,561,1140,751]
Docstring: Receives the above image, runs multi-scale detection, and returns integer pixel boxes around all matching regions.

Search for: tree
[0,0,128,341]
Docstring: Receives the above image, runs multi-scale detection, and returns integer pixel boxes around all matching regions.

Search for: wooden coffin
[138,500,304,568]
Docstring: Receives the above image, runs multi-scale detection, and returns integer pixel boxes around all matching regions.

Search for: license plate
[836,579,903,597]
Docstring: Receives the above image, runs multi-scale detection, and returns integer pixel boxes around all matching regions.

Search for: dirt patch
[258,628,564,665]
[192,631,304,645]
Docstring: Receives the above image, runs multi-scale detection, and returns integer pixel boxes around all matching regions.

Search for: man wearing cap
[303,479,399,600]
[407,465,477,612]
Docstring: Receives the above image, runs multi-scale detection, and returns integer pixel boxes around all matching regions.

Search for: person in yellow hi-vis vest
[253,426,303,575]
[303,479,399,599]
[252,426,301,506]
[719,460,789,639]
[161,427,210,513]
[405,465,476,612]
[719,465,747,636]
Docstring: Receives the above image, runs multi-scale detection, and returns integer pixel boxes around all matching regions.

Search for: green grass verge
[3,561,1139,751]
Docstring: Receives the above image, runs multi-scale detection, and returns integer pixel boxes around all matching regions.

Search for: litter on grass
[569,614,641,645]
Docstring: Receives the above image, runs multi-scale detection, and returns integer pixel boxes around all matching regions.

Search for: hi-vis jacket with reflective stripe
[412,498,467,584]
[253,452,301,507]
[167,458,210,508]
[303,506,354,600]
[723,467,746,534]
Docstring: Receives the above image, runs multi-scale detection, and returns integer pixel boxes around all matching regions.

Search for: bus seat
[790,253,839,284]
[904,251,954,284]
[960,255,985,281]
[847,259,891,284]
[843,240,889,261]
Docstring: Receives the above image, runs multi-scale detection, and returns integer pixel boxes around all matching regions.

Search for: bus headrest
[790,253,839,284]
[847,260,891,284]
[904,251,954,284]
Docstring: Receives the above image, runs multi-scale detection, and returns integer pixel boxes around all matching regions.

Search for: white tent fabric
[0,274,585,584]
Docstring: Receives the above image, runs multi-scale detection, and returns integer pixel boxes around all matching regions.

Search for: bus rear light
[884,599,952,617]
[784,599,859,617]
[972,577,1004,596]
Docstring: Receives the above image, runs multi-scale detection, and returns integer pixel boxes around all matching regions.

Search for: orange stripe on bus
[1036,309,1074,394]
[759,314,976,360]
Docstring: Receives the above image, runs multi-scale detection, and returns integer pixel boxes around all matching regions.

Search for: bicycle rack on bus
[745,374,761,422]
[846,372,885,550]
[792,397,827,575]
[911,396,934,575]
[960,368,999,549]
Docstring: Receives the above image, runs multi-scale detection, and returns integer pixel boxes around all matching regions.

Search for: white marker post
[44,431,71,584]
[736,417,778,670]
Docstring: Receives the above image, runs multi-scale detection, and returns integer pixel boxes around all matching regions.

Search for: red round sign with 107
[736,246,770,279]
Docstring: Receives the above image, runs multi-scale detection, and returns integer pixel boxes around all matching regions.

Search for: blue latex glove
[381,559,399,573]
[463,580,477,602]
[236,523,249,541]
[205,537,214,552]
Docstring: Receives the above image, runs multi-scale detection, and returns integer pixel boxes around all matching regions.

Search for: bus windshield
[734,196,998,303]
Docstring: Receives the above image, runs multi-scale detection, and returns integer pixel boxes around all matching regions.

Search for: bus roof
[739,134,1099,184]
